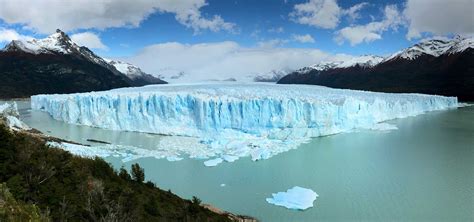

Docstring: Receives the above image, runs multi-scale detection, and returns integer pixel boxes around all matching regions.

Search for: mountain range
[1,30,472,100]
[278,36,474,100]
[0,29,165,99]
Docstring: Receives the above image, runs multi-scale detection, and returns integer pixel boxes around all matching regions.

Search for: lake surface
[11,100,474,221]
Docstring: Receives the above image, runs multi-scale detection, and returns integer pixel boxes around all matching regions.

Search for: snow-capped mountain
[253,69,293,82]
[279,36,474,100]
[3,29,115,71]
[386,36,473,61]
[105,59,166,85]
[296,55,384,74]
[0,29,165,98]
[291,36,473,76]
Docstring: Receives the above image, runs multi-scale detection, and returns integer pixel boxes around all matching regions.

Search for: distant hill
[0,29,165,99]
[278,37,474,101]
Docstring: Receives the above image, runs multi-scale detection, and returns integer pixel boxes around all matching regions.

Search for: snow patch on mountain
[387,36,474,61]
[446,37,474,54]
[297,55,384,74]
[2,29,117,72]
[4,30,78,55]
[291,36,473,75]
[253,69,292,82]
[105,59,149,80]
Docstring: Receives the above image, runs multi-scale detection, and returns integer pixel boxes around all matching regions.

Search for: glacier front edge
[31,83,458,164]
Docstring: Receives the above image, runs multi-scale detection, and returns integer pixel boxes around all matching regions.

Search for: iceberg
[166,156,184,161]
[47,141,113,158]
[266,186,318,210]
[46,141,185,163]
[204,158,224,167]
[31,82,458,164]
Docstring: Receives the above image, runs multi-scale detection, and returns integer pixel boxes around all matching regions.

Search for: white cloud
[342,2,369,22]
[335,5,403,46]
[404,0,474,39]
[121,41,345,82]
[290,0,341,29]
[0,28,33,42]
[268,27,285,33]
[0,0,235,34]
[257,39,289,48]
[290,0,371,29]
[292,34,315,43]
[70,32,108,50]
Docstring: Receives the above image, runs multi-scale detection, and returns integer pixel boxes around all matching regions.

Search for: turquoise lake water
[12,100,474,221]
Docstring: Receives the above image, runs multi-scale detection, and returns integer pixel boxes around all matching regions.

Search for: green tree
[192,196,201,205]
[118,167,131,181]
[131,163,145,183]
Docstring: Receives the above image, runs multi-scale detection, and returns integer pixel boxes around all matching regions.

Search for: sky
[0,0,472,80]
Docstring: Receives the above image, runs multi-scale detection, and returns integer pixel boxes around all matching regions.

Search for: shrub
[131,163,145,183]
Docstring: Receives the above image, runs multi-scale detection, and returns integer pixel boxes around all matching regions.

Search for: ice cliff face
[0,102,30,131]
[31,83,458,164]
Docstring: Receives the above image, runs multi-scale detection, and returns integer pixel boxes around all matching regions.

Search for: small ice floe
[47,141,111,158]
[458,103,473,107]
[166,156,183,161]
[204,157,223,167]
[222,155,239,162]
[368,123,398,131]
[220,183,226,187]
[266,186,318,210]
[250,148,271,161]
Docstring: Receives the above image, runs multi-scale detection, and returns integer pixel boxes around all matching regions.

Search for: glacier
[31,83,458,165]
[266,186,318,210]
[0,102,31,131]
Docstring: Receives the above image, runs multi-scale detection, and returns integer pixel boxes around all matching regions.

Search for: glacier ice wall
[31,83,458,164]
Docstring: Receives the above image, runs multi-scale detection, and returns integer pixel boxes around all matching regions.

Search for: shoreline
[0,102,258,222]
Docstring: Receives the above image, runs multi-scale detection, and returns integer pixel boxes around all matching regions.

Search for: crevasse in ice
[31,83,458,164]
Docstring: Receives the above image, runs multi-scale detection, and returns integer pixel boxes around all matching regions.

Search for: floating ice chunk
[266,186,318,210]
[166,156,183,161]
[458,103,473,107]
[250,148,271,161]
[204,158,224,167]
[47,141,111,158]
[222,155,239,162]
[220,183,226,187]
[47,141,181,162]
[367,123,398,131]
